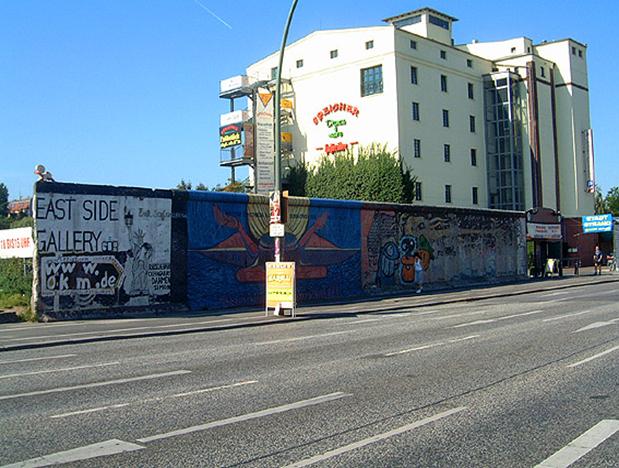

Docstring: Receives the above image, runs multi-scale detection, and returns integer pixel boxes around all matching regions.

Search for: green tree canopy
[605,186,619,216]
[0,183,8,216]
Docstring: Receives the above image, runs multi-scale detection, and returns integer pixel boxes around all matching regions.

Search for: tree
[195,183,208,191]
[285,164,308,197]
[605,186,619,216]
[305,144,416,203]
[594,186,608,214]
[0,183,8,217]
[176,179,192,191]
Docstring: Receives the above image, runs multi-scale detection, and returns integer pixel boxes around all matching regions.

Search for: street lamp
[273,0,298,262]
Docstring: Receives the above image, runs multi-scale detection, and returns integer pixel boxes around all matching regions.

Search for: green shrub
[305,144,416,203]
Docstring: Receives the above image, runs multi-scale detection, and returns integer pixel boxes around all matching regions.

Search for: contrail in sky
[192,0,233,29]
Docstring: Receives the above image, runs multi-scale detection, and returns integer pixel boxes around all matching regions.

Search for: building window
[365,40,374,50]
[572,46,576,55]
[414,138,421,158]
[330,49,338,59]
[511,47,516,53]
[445,185,452,204]
[441,74,448,92]
[440,50,447,59]
[410,39,417,49]
[540,66,545,77]
[442,109,449,127]
[578,49,583,58]
[296,59,304,68]
[443,144,451,162]
[271,67,278,80]
[469,115,476,133]
[467,59,473,68]
[429,15,450,30]
[412,102,420,121]
[470,148,477,166]
[472,187,479,205]
[410,66,418,85]
[360,65,383,96]
[468,82,474,99]
[414,182,423,201]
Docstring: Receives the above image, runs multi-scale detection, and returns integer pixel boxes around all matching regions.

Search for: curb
[1,276,617,353]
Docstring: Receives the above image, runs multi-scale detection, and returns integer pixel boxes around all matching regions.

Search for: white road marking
[346,318,382,325]
[567,345,619,368]
[384,343,443,357]
[448,335,480,343]
[170,380,257,398]
[0,354,77,365]
[283,407,467,467]
[0,361,119,379]
[534,419,619,468]
[0,370,191,401]
[543,310,597,322]
[1,439,145,468]
[49,380,258,419]
[50,404,131,419]
[137,392,351,443]
[573,318,619,333]
[451,309,544,328]
[254,331,353,345]
[433,310,487,320]
[538,291,569,298]
[2,319,239,342]
[384,335,479,357]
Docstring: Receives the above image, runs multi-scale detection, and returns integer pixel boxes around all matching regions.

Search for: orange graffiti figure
[401,256,416,283]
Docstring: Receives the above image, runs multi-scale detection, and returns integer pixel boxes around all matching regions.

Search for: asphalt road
[0,281,617,467]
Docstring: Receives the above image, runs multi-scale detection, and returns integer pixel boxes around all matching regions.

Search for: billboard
[0,227,34,259]
[219,124,242,149]
[255,92,275,194]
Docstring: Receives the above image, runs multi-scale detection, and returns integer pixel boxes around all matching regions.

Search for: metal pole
[275,0,298,193]
[274,0,298,263]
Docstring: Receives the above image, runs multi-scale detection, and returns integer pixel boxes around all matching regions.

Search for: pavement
[1,267,617,352]
[0,273,617,466]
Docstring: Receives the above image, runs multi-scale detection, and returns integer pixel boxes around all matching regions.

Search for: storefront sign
[582,214,613,233]
[313,102,361,155]
[526,223,562,240]
[0,227,34,259]
[219,124,242,149]
[313,102,359,125]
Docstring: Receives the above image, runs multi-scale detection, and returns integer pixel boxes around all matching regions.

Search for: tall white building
[240,7,594,219]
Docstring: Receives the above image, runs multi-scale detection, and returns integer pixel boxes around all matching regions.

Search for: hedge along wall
[32,182,526,319]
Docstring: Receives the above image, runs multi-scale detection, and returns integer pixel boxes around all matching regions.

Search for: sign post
[265,261,296,317]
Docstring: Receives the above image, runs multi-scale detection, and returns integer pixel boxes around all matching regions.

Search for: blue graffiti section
[186,192,363,310]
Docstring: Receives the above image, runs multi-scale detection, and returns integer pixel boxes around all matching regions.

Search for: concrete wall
[33,182,527,319]
[33,182,180,320]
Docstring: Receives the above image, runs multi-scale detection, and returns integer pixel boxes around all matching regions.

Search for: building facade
[240,7,594,219]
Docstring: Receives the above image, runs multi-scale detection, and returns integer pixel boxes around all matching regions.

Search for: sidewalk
[1,269,617,352]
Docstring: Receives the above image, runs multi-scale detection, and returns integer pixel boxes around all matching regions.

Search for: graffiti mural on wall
[35,192,172,314]
[186,193,362,309]
[362,209,526,290]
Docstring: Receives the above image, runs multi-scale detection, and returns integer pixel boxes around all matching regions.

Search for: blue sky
[1,0,617,200]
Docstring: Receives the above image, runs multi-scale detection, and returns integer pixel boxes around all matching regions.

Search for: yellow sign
[266,261,296,309]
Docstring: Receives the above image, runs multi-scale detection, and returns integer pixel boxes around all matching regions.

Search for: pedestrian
[593,245,603,275]
[414,251,424,293]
